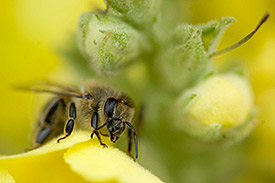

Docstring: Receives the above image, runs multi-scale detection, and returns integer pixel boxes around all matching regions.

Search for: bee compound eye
[104,98,117,117]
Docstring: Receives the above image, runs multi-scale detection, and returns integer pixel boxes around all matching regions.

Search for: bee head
[104,97,135,142]
[107,118,125,142]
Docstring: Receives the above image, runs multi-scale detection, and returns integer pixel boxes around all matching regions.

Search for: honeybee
[25,81,138,158]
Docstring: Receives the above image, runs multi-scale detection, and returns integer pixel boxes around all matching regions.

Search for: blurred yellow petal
[64,141,164,183]
[0,168,15,183]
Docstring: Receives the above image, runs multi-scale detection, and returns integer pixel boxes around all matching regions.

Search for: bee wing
[15,81,86,98]
[36,81,78,93]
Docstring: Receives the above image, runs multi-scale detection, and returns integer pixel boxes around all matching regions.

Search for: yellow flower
[0,131,163,183]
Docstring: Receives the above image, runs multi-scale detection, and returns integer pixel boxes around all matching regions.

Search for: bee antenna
[126,122,138,159]
[209,12,270,57]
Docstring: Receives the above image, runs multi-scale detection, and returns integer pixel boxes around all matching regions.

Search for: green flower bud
[77,12,150,74]
[159,17,235,91]
[105,0,160,28]
[174,73,257,143]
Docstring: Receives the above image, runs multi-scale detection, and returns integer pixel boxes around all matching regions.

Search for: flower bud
[158,17,235,91]
[105,0,160,28]
[77,12,150,74]
[174,73,256,143]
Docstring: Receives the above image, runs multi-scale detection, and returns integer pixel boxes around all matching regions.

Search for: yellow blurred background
[0,0,104,153]
[0,0,274,180]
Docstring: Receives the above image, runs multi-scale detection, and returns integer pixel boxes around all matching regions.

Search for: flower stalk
[74,0,258,144]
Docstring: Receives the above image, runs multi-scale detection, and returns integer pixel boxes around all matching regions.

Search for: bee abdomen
[33,98,66,147]
[35,128,52,144]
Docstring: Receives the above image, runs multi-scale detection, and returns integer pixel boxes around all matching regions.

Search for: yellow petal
[0,131,91,183]
[2,130,90,158]
[64,140,164,183]
[0,168,15,183]
[0,131,161,183]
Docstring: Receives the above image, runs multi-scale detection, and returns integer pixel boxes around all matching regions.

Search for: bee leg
[57,103,76,143]
[90,112,108,148]
[127,128,134,159]
[126,122,138,159]
[126,105,143,158]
